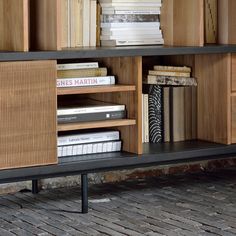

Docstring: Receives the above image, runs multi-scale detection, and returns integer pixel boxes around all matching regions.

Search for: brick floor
[0,167,235,236]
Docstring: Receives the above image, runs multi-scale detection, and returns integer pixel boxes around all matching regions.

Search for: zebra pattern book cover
[148,85,163,143]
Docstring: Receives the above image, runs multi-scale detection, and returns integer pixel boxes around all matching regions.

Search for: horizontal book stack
[58,131,122,157]
[61,0,97,47]
[142,65,197,143]
[99,0,164,46]
[57,62,115,88]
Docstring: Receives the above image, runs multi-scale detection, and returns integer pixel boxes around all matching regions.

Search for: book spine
[57,104,125,116]
[58,131,120,146]
[101,22,160,28]
[102,10,160,14]
[149,70,191,77]
[57,68,108,78]
[58,110,126,124]
[57,76,115,88]
[153,65,191,73]
[100,34,163,40]
[58,140,122,157]
[57,62,99,70]
[101,38,164,46]
[148,85,163,143]
[100,3,162,7]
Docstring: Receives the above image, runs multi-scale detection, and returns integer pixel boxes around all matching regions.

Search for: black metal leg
[81,174,88,213]
[32,180,39,194]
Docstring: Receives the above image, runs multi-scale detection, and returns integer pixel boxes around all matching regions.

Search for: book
[184,86,193,141]
[58,130,120,146]
[100,2,162,7]
[163,87,170,142]
[149,70,191,78]
[57,68,108,78]
[101,28,162,36]
[101,38,164,46]
[58,140,122,157]
[57,76,115,88]
[153,65,191,73]
[101,22,160,28]
[83,0,90,46]
[57,100,125,116]
[99,0,162,3]
[101,14,160,23]
[57,62,99,70]
[171,87,185,142]
[145,75,197,86]
[100,34,163,40]
[90,0,97,47]
[58,110,126,123]
[143,94,149,143]
[102,9,160,14]
[148,85,163,143]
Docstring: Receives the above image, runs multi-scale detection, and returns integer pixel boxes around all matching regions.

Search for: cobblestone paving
[0,167,235,235]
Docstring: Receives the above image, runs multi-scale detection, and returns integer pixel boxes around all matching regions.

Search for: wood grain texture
[204,0,217,44]
[0,0,29,51]
[57,119,136,132]
[161,0,204,46]
[218,0,236,44]
[231,54,236,91]
[196,54,231,144]
[0,61,57,170]
[30,0,61,50]
[57,85,136,95]
[231,96,236,143]
[89,57,143,154]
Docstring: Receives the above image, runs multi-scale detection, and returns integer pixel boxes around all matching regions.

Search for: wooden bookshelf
[58,119,136,132]
[57,85,136,95]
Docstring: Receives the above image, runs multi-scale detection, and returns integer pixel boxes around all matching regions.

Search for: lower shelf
[0,140,236,184]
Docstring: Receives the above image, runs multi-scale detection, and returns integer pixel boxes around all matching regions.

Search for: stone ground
[0,167,235,236]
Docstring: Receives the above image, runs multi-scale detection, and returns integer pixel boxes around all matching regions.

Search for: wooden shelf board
[57,119,136,131]
[57,85,136,95]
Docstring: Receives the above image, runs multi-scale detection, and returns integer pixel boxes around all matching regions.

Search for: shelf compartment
[57,85,136,95]
[57,119,136,132]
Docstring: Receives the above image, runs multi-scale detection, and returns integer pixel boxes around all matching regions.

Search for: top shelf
[1,45,236,61]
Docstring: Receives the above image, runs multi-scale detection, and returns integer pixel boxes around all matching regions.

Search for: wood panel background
[30,0,61,50]
[0,0,29,51]
[161,0,204,46]
[231,96,236,143]
[195,54,231,144]
[88,57,143,154]
[218,0,236,44]
[232,54,236,91]
[0,61,57,170]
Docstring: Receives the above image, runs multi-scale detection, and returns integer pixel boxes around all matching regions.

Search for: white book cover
[106,142,113,152]
[57,103,125,116]
[102,143,107,152]
[99,0,161,3]
[57,76,115,88]
[100,34,162,40]
[102,9,160,14]
[100,3,161,7]
[101,38,164,46]
[58,131,120,146]
[101,6,161,12]
[67,146,73,156]
[101,22,160,28]
[101,28,162,36]
[83,0,90,46]
[92,143,98,153]
[58,146,63,157]
[90,0,97,46]
[87,144,93,154]
[57,62,99,70]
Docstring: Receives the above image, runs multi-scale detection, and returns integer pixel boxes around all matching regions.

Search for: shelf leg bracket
[32,179,39,194]
[81,174,88,213]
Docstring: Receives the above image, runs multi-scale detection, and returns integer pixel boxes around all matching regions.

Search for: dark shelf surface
[0,140,236,184]
[1,45,236,61]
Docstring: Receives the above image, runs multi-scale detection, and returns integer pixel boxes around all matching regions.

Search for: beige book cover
[149,70,190,78]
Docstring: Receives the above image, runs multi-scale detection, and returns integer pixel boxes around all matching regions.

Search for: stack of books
[99,0,164,46]
[58,130,122,157]
[58,99,126,124]
[61,0,97,47]
[57,62,115,88]
[143,65,197,143]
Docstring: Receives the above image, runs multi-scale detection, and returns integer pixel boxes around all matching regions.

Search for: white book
[57,62,99,70]
[87,144,93,154]
[57,146,63,157]
[101,22,160,28]
[144,94,149,143]
[57,76,115,88]
[58,131,120,146]
[107,142,113,152]
[83,0,90,46]
[101,6,161,12]
[101,38,164,46]
[99,0,161,3]
[92,143,98,153]
[97,143,103,153]
[101,28,162,36]
[67,146,73,156]
[100,34,163,40]
[102,142,107,152]
[77,145,83,155]
[100,3,161,7]
[90,0,97,46]
[102,9,160,14]
[57,104,125,116]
